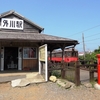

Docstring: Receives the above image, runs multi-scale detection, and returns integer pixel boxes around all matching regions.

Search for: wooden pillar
[75,61,80,86]
[61,47,65,61]
[61,60,65,78]
[61,44,65,78]
[48,49,53,79]
[50,50,53,61]
[89,70,94,82]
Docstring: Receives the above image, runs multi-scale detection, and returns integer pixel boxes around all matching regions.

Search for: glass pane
[23,47,36,58]
[29,48,36,58]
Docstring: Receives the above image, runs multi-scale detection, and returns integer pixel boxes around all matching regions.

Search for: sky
[0,0,100,52]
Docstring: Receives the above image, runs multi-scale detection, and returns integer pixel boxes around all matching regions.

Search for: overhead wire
[84,32,100,39]
[79,37,100,43]
[77,32,100,43]
[67,25,100,51]
[67,24,100,37]
[85,37,100,42]
[76,32,100,42]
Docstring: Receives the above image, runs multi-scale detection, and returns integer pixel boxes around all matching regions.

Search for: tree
[79,46,100,63]
[87,46,100,62]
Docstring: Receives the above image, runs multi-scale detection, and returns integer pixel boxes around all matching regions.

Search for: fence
[48,60,97,86]
[48,61,80,86]
[79,60,97,82]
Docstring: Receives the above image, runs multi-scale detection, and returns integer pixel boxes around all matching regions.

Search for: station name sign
[1,18,24,30]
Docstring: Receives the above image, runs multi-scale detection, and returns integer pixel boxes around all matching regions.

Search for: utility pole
[82,33,85,59]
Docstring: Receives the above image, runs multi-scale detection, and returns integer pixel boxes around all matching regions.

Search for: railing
[79,60,97,82]
[48,60,97,86]
[48,61,80,86]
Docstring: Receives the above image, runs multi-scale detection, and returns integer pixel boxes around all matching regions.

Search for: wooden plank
[23,59,38,70]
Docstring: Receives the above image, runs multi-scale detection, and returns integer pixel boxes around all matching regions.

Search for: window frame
[23,47,37,59]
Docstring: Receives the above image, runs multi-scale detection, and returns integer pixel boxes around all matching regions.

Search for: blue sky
[0,0,100,52]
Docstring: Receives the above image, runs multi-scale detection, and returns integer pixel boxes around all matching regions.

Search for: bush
[51,70,61,78]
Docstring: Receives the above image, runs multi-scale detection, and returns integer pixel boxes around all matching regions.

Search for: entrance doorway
[4,47,18,70]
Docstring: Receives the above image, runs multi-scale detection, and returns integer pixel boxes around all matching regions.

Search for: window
[66,52,71,57]
[23,47,37,59]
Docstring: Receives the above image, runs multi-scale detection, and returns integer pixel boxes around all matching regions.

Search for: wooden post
[48,70,51,80]
[61,45,65,79]
[48,59,52,80]
[75,61,80,86]
[61,61,65,78]
[50,50,52,61]
[61,46,65,61]
[89,70,94,82]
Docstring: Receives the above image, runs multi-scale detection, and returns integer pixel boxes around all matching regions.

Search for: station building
[0,10,78,75]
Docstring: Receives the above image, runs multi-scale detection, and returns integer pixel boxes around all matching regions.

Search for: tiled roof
[0,31,78,44]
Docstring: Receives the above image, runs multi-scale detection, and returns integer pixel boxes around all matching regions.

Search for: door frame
[1,47,4,71]
[0,47,22,71]
[18,47,22,70]
[39,44,48,81]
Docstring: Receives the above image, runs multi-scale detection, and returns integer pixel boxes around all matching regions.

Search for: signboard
[39,46,45,61]
[1,18,23,30]
[39,44,48,81]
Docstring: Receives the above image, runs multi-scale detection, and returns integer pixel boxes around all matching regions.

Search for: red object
[97,54,100,84]
[48,57,78,63]
[48,49,78,63]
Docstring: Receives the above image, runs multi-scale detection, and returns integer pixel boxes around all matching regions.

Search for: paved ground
[0,69,98,83]
[0,70,99,100]
[80,69,97,83]
[0,71,37,83]
[0,75,25,83]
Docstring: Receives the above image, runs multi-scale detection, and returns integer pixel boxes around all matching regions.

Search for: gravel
[0,82,100,100]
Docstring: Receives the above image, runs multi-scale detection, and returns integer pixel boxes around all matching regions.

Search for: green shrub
[51,70,61,78]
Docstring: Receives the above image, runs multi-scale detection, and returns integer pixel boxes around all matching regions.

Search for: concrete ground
[0,69,98,83]
[0,71,39,83]
[80,69,97,83]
